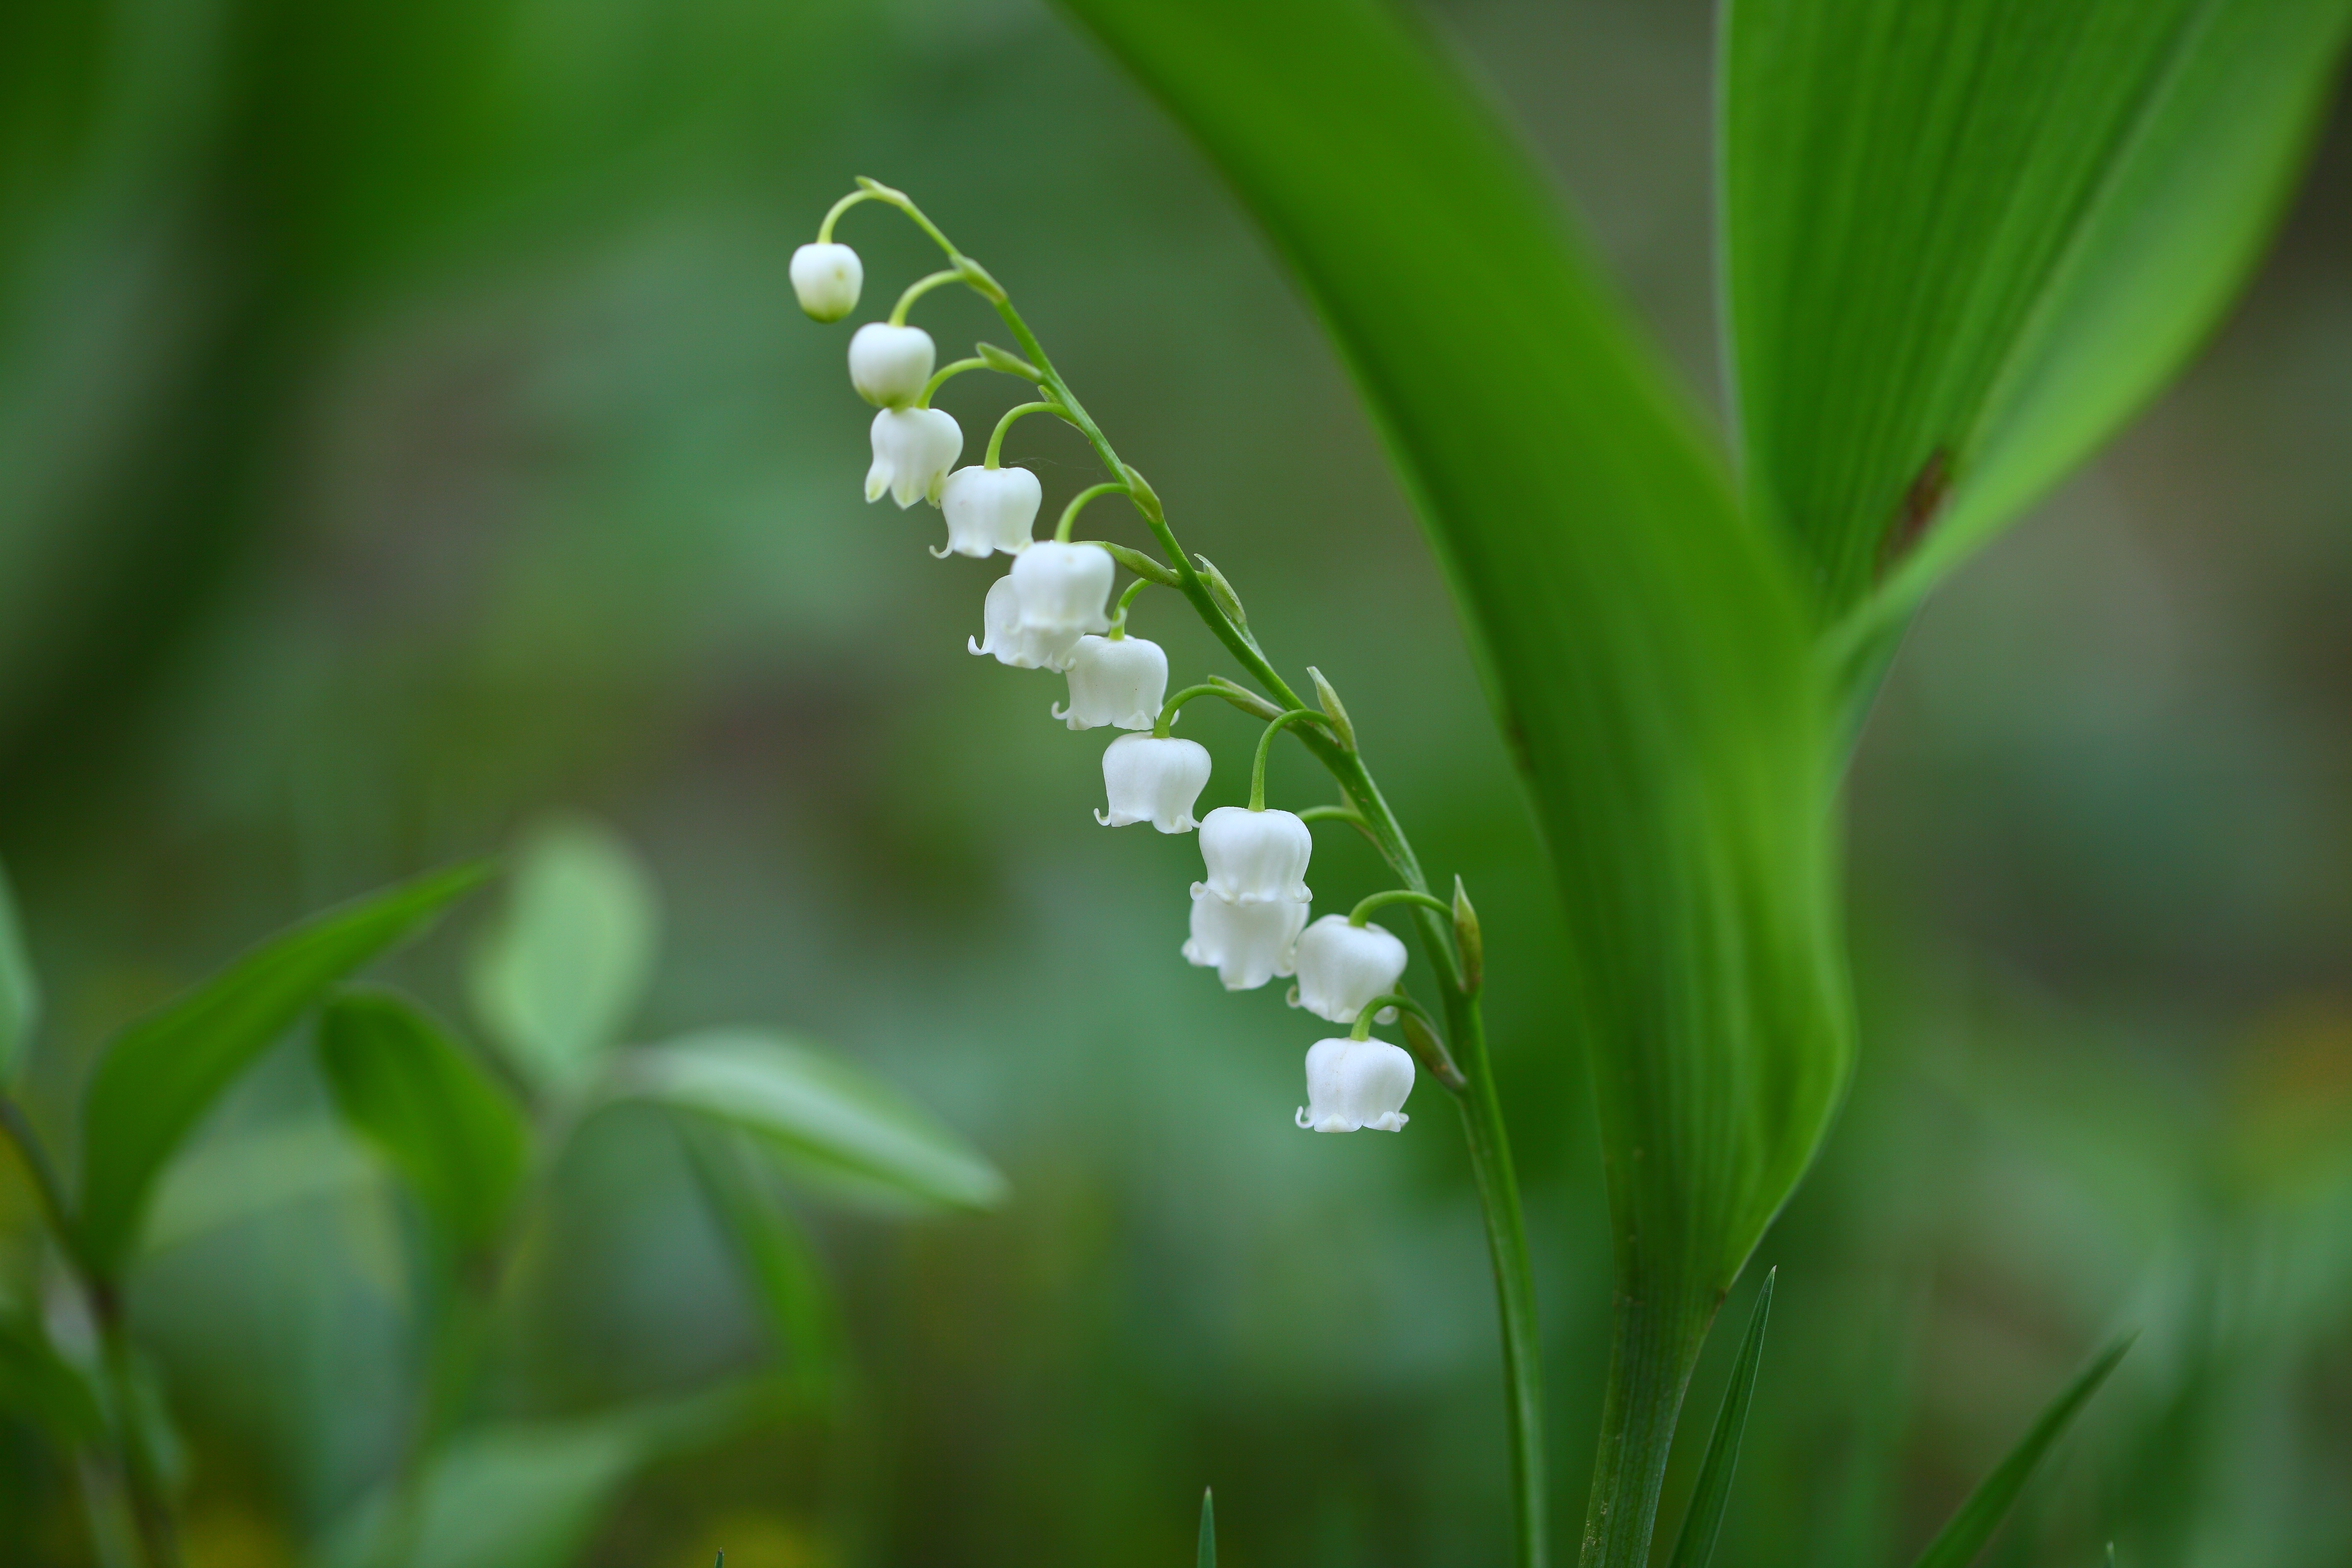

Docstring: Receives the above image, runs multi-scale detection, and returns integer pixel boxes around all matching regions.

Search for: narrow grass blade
[1910,1335,2134,1568]
[1665,1268,1775,1568]
[1197,1487,1214,1568]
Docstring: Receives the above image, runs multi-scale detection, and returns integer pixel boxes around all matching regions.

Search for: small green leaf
[468,816,660,1096]
[141,1116,379,1255]
[613,1030,1007,1212]
[0,1307,106,1448]
[0,861,38,1082]
[1909,1334,2134,1568]
[316,990,530,1249]
[77,861,489,1279]
[1724,0,2352,629]
[675,1119,838,1404]
[1665,1269,1774,1568]
[1198,1486,1215,1568]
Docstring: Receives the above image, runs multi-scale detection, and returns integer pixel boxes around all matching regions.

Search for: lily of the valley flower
[1290,915,1408,1024]
[1196,806,1312,905]
[1096,734,1211,832]
[789,242,863,322]
[969,573,1081,671]
[938,466,1040,557]
[1010,542,1114,633]
[1182,889,1307,991]
[1055,636,1167,731]
[867,407,962,508]
[1295,1036,1415,1132]
[849,322,936,408]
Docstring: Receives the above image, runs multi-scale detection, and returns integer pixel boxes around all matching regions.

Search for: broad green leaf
[0,1307,106,1448]
[142,1115,380,1254]
[1198,1486,1216,1568]
[317,990,530,1250]
[0,861,37,1081]
[1055,3,1853,1562]
[467,815,659,1096]
[76,861,488,1279]
[1723,0,2352,633]
[675,1119,838,1403]
[614,1030,1007,1212]
[1664,1269,1774,1568]
[314,1385,761,1568]
[1910,1335,2134,1568]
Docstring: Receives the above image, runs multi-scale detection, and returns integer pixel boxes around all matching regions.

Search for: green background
[2,0,2348,1563]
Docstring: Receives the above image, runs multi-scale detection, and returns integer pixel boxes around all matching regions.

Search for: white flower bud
[937,466,1040,557]
[968,573,1081,671]
[1290,915,1409,1024]
[866,406,962,509]
[1181,888,1307,990]
[789,242,863,322]
[1053,635,1167,731]
[1096,733,1210,832]
[1196,805,1312,905]
[1009,542,1114,633]
[1295,1036,1415,1132]
[848,322,936,408]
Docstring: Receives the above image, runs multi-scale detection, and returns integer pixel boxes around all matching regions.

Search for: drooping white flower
[789,242,863,322]
[848,322,936,409]
[1096,734,1211,832]
[1009,541,1114,634]
[1054,636,1167,731]
[866,406,962,508]
[938,466,1040,557]
[1196,806,1312,905]
[968,573,1081,671]
[1290,916,1409,1024]
[1182,889,1307,991]
[1295,1036,1415,1132]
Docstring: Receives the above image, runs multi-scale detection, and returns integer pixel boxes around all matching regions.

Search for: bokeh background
[3,0,2349,1563]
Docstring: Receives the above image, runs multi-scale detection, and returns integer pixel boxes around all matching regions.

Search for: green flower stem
[1055,480,1133,544]
[1106,577,1153,638]
[1153,682,1253,738]
[1249,709,1334,810]
[1297,803,1369,829]
[1346,991,1429,1041]
[890,268,964,327]
[1348,888,1456,929]
[815,188,878,242]
[917,358,993,407]
[985,400,1076,467]
[864,187,1546,1568]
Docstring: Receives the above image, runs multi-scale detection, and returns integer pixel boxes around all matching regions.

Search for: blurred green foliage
[1,0,2349,1565]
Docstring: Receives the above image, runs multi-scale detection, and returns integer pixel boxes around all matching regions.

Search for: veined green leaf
[141,1115,379,1255]
[1055,3,1853,1562]
[675,1118,838,1403]
[1909,1335,2134,1568]
[614,1030,1007,1212]
[0,860,37,1081]
[1723,0,2352,633]
[317,990,530,1250]
[467,815,659,1097]
[75,861,488,1278]
[1664,1269,1774,1568]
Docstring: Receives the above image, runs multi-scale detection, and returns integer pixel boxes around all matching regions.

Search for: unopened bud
[1452,874,1483,994]
[1307,666,1356,751]
[1194,555,1247,629]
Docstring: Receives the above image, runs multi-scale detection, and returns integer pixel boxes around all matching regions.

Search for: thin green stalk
[862,186,1547,1568]
[1349,888,1456,928]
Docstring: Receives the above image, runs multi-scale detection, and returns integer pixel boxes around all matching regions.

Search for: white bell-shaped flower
[848,322,936,408]
[1196,806,1312,905]
[789,242,863,322]
[1290,916,1409,1024]
[968,573,1081,671]
[1295,1036,1415,1132]
[1182,888,1307,991]
[866,406,962,509]
[937,466,1040,557]
[1054,635,1166,731]
[1009,542,1114,634]
[1096,734,1211,832]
